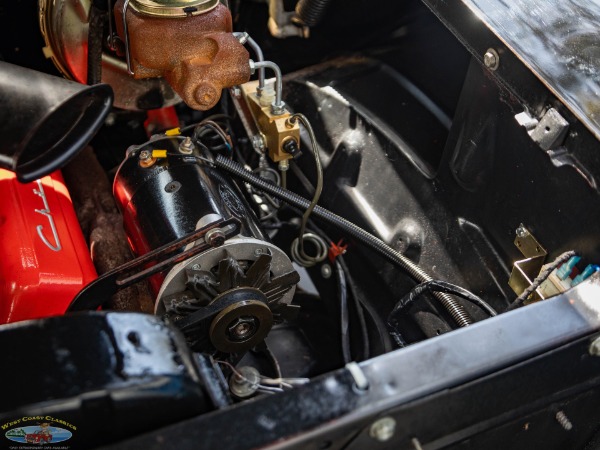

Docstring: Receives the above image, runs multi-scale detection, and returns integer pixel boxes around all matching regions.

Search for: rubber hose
[296,0,332,27]
[214,155,473,327]
[87,5,106,85]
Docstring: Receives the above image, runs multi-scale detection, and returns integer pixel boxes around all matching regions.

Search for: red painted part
[0,170,97,323]
[144,106,180,135]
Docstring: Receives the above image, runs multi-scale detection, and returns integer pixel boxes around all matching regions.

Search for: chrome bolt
[205,228,226,247]
[589,336,600,356]
[191,264,201,271]
[369,417,396,442]
[139,150,152,161]
[231,86,241,98]
[254,248,263,257]
[556,411,573,431]
[179,137,194,154]
[278,159,289,172]
[484,48,500,70]
[321,264,332,279]
[271,101,287,116]
[252,135,265,153]
[516,224,529,238]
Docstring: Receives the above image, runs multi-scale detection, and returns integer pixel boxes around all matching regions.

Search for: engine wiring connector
[556,255,581,280]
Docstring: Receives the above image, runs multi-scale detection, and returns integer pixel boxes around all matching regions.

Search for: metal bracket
[508,224,547,301]
[68,218,241,311]
[515,108,569,150]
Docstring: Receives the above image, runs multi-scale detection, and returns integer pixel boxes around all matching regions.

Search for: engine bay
[1,0,600,448]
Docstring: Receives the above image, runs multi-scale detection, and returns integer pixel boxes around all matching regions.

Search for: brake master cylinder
[114,0,251,110]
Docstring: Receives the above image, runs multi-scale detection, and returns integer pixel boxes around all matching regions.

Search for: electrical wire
[215,360,307,396]
[388,279,498,320]
[335,259,351,364]
[210,154,474,327]
[506,250,577,311]
[287,114,326,268]
[290,232,328,267]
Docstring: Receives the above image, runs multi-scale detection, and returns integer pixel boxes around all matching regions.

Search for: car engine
[1,0,600,448]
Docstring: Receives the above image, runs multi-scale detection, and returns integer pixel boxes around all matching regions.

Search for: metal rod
[122,0,134,75]
[234,32,266,94]
[251,60,285,115]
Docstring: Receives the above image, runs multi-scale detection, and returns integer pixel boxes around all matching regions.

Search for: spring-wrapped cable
[295,0,332,27]
[213,154,473,327]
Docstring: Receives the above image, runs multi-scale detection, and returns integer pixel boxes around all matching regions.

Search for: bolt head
[516,225,529,238]
[484,49,500,70]
[321,264,332,279]
[205,229,226,247]
[369,417,396,442]
[252,135,265,152]
[139,150,151,161]
[589,336,600,356]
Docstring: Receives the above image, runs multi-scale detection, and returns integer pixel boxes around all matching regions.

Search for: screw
[484,48,500,70]
[252,135,265,153]
[191,264,200,271]
[516,224,529,238]
[164,181,181,193]
[231,86,241,98]
[254,248,263,257]
[589,336,600,356]
[179,137,194,154]
[227,316,258,341]
[369,417,396,442]
[139,150,151,161]
[321,264,332,279]
[556,411,573,431]
[205,228,226,247]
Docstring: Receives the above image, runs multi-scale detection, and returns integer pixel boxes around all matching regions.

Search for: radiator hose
[213,154,474,327]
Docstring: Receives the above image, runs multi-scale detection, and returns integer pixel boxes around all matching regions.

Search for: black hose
[87,5,106,85]
[295,0,332,27]
[335,260,351,364]
[285,205,374,359]
[213,154,474,327]
[506,250,577,311]
[388,280,498,320]
[337,256,379,358]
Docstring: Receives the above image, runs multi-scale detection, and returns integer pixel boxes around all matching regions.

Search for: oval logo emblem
[5,425,72,444]
[219,184,245,216]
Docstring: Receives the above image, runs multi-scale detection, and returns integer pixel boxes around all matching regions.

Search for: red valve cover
[0,169,97,323]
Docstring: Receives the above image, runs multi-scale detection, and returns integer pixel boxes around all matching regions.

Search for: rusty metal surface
[115,2,251,110]
[62,148,155,313]
[39,0,180,110]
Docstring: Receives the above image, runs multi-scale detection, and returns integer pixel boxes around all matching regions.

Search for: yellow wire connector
[152,149,168,159]
[164,127,181,136]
